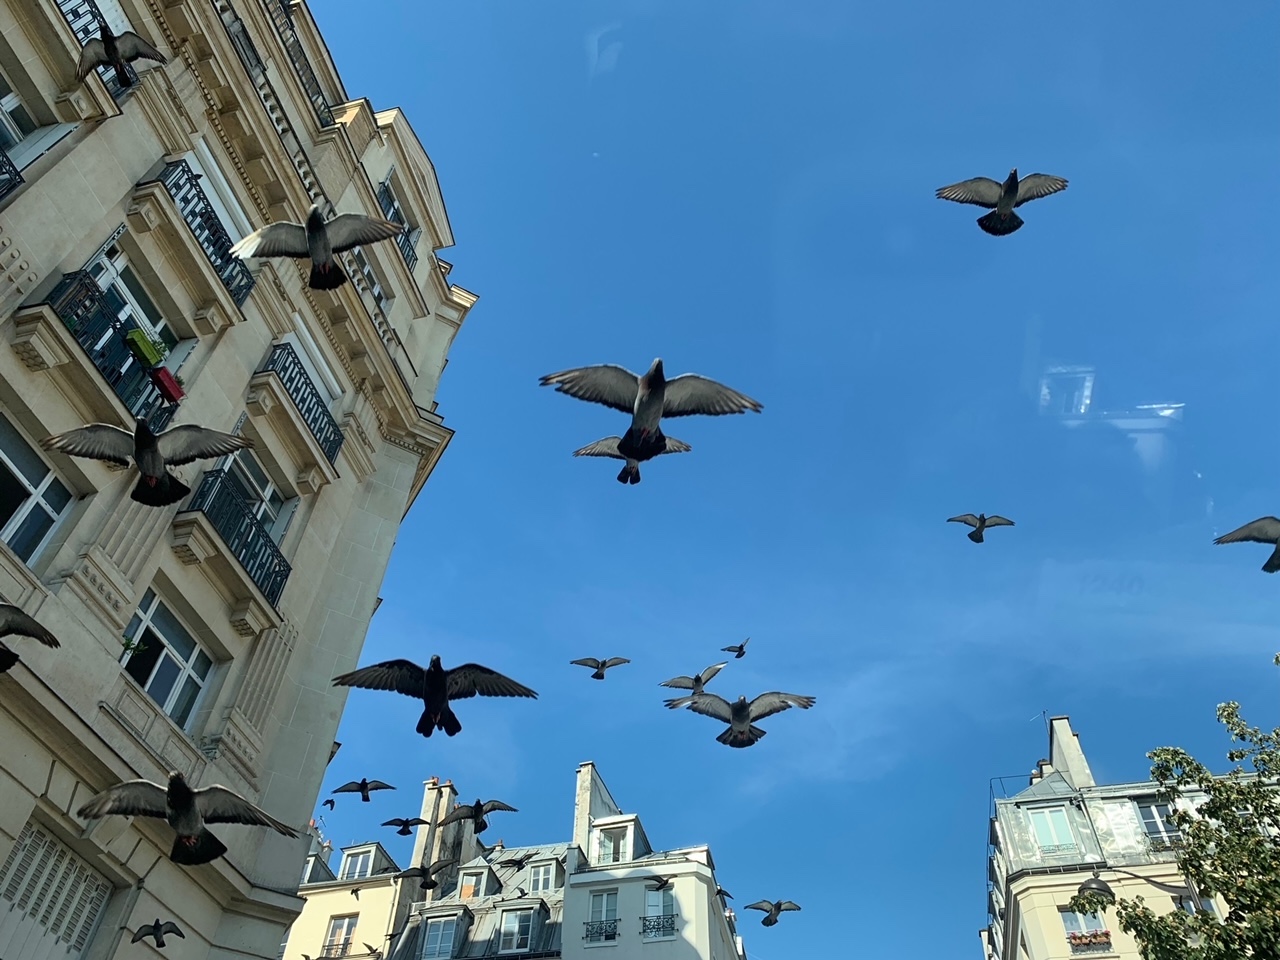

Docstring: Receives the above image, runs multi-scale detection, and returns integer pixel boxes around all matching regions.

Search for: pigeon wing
[683,694,734,723]
[41,424,134,466]
[661,375,762,417]
[947,514,980,528]
[698,661,728,684]
[405,818,427,827]
[159,923,185,938]
[747,692,817,721]
[76,39,108,82]
[445,663,538,700]
[156,425,251,466]
[0,605,60,647]
[195,785,299,836]
[984,516,1015,528]
[77,779,168,820]
[480,800,518,815]
[1013,174,1068,207]
[570,658,604,670]
[659,437,692,455]
[395,867,427,879]
[115,32,167,65]
[130,927,153,943]
[662,695,696,709]
[744,901,774,913]
[230,222,309,259]
[326,214,406,254]
[779,902,801,912]
[659,675,696,690]
[332,659,427,699]
[332,781,364,794]
[935,177,1002,208]
[720,645,740,653]
[381,819,408,828]
[438,804,477,826]
[601,657,631,669]
[718,889,733,899]
[428,858,457,874]
[366,780,395,791]
[538,365,639,414]
[572,438,624,460]
[1214,518,1280,546]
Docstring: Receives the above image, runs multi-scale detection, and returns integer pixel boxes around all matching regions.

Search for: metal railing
[638,916,676,938]
[263,0,333,127]
[0,148,22,205]
[41,272,179,431]
[181,469,291,605]
[582,920,618,942]
[142,160,255,307]
[223,8,266,79]
[56,0,137,98]
[257,343,344,463]
[376,180,418,271]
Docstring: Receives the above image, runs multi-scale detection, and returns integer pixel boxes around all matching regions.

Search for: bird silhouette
[1214,517,1280,572]
[440,798,518,835]
[720,639,749,659]
[75,17,166,88]
[947,513,1014,544]
[570,657,631,680]
[744,899,801,926]
[660,661,728,708]
[230,205,405,290]
[679,692,816,748]
[382,817,428,836]
[394,858,456,890]
[332,778,395,803]
[935,169,1068,235]
[322,798,336,810]
[131,920,184,948]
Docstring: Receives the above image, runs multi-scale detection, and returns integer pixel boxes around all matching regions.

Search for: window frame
[587,890,618,944]
[498,908,534,953]
[181,138,253,242]
[323,914,359,957]
[422,917,456,960]
[1136,800,1182,845]
[1028,806,1076,853]
[529,862,554,893]
[1060,908,1106,934]
[119,589,214,730]
[643,888,676,940]
[339,849,372,880]
[596,826,629,865]
[221,448,298,545]
[0,411,75,565]
[460,870,484,899]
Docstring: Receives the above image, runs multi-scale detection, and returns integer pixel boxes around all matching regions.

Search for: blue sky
[309,1,1280,955]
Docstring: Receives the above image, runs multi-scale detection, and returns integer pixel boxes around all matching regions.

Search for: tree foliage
[1069,657,1280,959]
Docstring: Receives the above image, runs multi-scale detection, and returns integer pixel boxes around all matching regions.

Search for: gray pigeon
[715,887,733,900]
[721,638,749,659]
[935,169,1068,236]
[131,920,184,948]
[497,852,534,870]
[395,858,457,891]
[570,656,631,680]
[947,513,1014,543]
[642,876,673,891]
[322,798,335,810]
[680,692,817,748]
[572,435,692,485]
[744,900,801,927]
[332,778,395,802]
[229,205,404,290]
[0,603,60,674]
[1213,517,1280,573]
[439,798,518,835]
[41,419,250,507]
[75,18,166,88]
[660,661,727,709]
[540,359,761,481]
[382,817,428,836]
[76,771,298,865]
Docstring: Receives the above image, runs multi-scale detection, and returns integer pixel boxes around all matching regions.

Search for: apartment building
[981,717,1219,960]
[0,1,475,959]
[283,764,747,960]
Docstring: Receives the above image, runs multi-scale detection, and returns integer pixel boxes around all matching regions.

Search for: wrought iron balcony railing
[56,0,137,98]
[257,343,344,463]
[264,0,334,128]
[639,915,677,938]
[583,920,619,942]
[1144,833,1183,854]
[181,469,291,605]
[142,160,255,307]
[376,181,418,271]
[0,148,22,205]
[42,272,179,431]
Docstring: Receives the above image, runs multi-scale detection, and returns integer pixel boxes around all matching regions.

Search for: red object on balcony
[150,366,185,402]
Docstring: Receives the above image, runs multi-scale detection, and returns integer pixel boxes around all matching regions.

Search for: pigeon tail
[977,210,1023,236]
[761,916,778,927]
[1263,547,1280,574]
[171,829,227,866]
[616,463,640,484]
[417,706,462,738]
[716,725,767,748]
[0,643,19,673]
[591,669,607,680]
[310,261,348,291]
[967,528,984,544]
[131,472,190,507]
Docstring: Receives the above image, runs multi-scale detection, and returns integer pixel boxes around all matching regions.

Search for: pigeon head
[647,358,665,384]
[733,695,749,706]
[429,654,442,668]
[306,205,326,230]
[135,418,155,441]
[167,771,187,785]
[1007,168,1018,183]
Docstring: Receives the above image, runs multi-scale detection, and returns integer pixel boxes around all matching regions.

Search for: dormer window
[460,870,484,898]
[597,826,629,864]
[529,862,553,892]
[340,849,372,879]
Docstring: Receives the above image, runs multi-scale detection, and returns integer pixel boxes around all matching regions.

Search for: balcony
[139,160,255,307]
[0,148,21,205]
[56,0,137,99]
[257,344,344,463]
[1067,931,1113,954]
[639,916,677,939]
[583,920,618,942]
[263,0,334,128]
[377,180,418,271]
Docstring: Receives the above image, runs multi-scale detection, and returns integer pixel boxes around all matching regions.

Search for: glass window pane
[169,676,201,727]
[123,632,162,686]
[119,266,165,330]
[0,120,19,154]
[238,451,271,492]
[193,650,212,679]
[42,477,72,513]
[152,603,196,660]
[146,653,181,707]
[6,505,53,562]
[0,74,13,98]
[0,461,26,530]
[142,588,156,612]
[0,414,48,487]
[7,103,36,138]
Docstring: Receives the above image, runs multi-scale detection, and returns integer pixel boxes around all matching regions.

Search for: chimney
[1048,716,1095,788]
[411,776,459,890]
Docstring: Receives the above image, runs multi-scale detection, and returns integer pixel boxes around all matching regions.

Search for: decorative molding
[229,597,272,638]
[170,513,218,565]
[168,511,283,636]
[62,545,134,633]
[338,410,376,483]
[100,678,208,780]
[191,300,236,337]
[131,71,198,156]
[200,706,263,788]
[244,366,339,490]
[235,621,297,733]
[9,304,73,371]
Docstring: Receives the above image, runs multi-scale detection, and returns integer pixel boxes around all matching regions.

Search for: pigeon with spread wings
[332,655,537,738]
[679,692,816,748]
[131,920,184,948]
[0,603,60,674]
[721,638,749,659]
[382,817,428,836]
[660,661,727,709]
[571,435,692,485]
[744,900,801,927]
[333,778,395,802]
[75,19,166,88]
[76,771,298,866]
[570,656,631,680]
[41,419,250,507]
[230,204,405,291]
[935,169,1067,236]
[947,513,1014,544]
[1213,517,1280,573]
[439,798,518,835]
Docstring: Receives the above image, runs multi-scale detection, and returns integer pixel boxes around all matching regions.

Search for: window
[499,909,533,953]
[350,246,394,317]
[529,863,553,893]
[0,820,113,960]
[224,449,298,544]
[1028,807,1076,853]
[422,918,456,960]
[1137,801,1181,848]
[323,915,358,957]
[1177,896,1217,916]
[340,850,371,880]
[587,891,618,944]
[120,589,213,729]
[460,871,483,898]
[282,326,341,402]
[88,242,177,351]
[1060,909,1109,952]
[0,412,73,563]
[597,827,628,864]
[181,139,251,242]
[643,889,676,940]
[0,70,37,157]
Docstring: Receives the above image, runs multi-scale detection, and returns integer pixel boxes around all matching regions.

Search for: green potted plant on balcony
[124,328,166,367]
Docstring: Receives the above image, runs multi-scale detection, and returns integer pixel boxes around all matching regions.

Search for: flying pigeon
[716,887,733,900]
[0,603,60,674]
[721,638,749,659]
[322,798,335,810]
[502,886,528,901]
[229,205,405,291]
[439,798,518,835]
[332,778,396,803]
[363,945,382,960]
[935,169,1068,236]
[680,692,817,748]
[395,858,457,890]
[571,435,692,485]
[570,656,631,680]
[76,771,298,865]
[744,900,801,927]
[75,18,167,88]
[131,920,185,948]
[947,513,1015,543]
[1213,517,1280,572]
[40,419,251,507]
[382,817,428,836]
[642,876,673,891]
[660,661,728,709]
[331,655,537,738]
[540,358,761,484]
[498,852,534,870]
[350,888,361,900]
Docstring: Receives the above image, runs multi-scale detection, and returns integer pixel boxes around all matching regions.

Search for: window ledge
[246,370,340,494]
[0,538,49,614]
[584,942,619,949]
[8,124,79,171]
[98,673,208,781]
[169,511,284,638]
